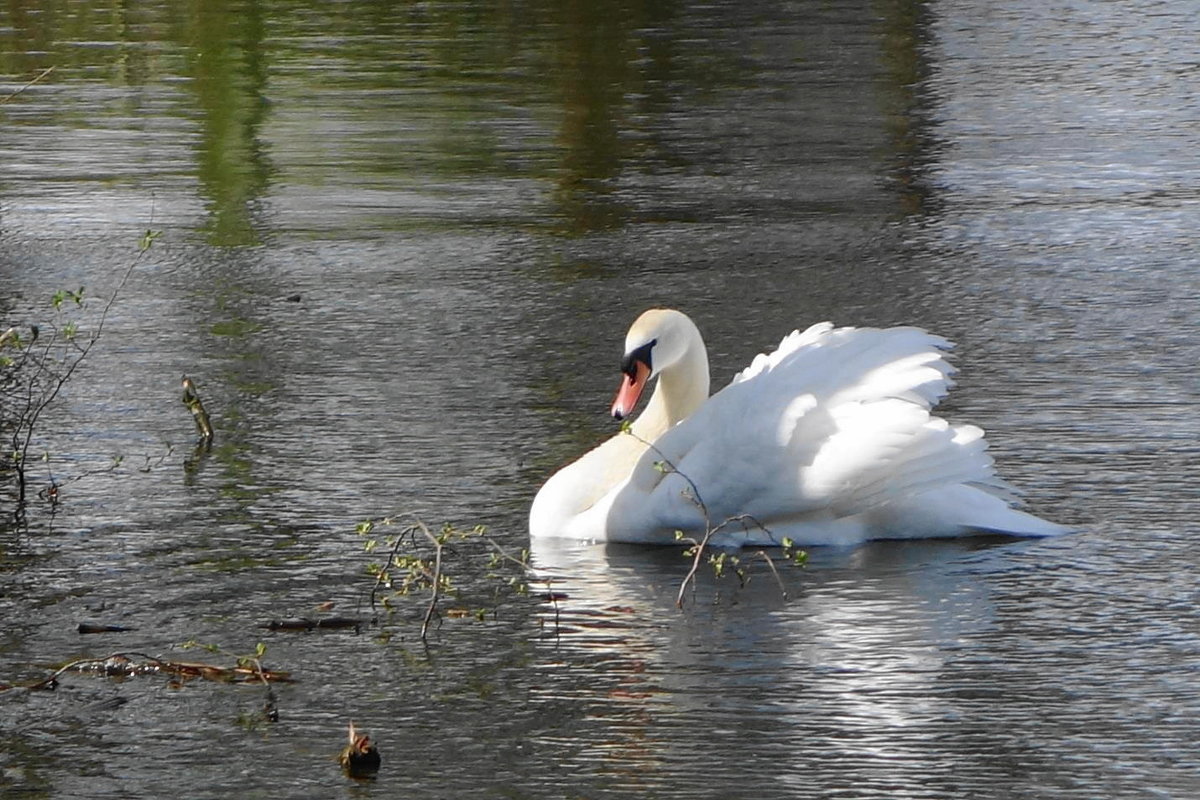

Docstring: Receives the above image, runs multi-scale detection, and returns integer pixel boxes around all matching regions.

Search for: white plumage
[529,309,1067,546]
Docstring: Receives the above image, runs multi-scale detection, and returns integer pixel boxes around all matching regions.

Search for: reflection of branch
[479,534,562,632]
[33,445,174,506]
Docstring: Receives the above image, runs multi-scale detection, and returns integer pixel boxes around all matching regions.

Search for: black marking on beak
[621,339,656,378]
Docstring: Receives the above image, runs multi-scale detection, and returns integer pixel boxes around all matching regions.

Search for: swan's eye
[621,339,655,378]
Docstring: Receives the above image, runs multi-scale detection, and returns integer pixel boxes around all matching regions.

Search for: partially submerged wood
[339,721,381,779]
[77,623,136,634]
[2,652,292,693]
[262,617,363,633]
[181,375,214,445]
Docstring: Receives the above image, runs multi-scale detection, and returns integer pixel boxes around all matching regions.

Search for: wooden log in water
[261,617,364,633]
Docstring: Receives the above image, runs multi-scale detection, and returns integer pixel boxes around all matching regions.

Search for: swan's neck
[630,340,709,441]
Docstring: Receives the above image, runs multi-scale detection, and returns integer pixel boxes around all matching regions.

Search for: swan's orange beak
[611,360,650,421]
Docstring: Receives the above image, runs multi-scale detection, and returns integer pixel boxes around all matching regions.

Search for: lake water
[2,0,1199,797]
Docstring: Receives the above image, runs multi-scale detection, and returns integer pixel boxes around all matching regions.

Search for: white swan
[529,308,1067,546]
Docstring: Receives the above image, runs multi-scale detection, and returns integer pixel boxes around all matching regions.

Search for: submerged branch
[2,651,293,694]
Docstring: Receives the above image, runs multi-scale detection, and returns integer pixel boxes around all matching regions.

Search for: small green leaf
[139,229,162,251]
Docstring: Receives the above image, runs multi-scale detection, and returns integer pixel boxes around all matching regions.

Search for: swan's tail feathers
[977,505,1072,537]
[875,483,1071,539]
[954,486,1072,537]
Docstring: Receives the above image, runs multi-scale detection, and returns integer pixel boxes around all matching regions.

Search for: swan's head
[611,308,704,420]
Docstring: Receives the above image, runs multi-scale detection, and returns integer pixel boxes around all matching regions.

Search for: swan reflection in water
[526,535,1029,794]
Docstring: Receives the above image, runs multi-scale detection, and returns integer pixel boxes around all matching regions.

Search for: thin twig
[361,515,446,641]
[9,237,150,504]
[0,66,54,106]
[621,429,717,607]
[418,522,443,641]
[753,550,789,601]
[676,530,711,609]
[367,527,408,612]
[676,512,779,607]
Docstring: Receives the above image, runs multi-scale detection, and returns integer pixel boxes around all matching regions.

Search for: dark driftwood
[77,623,136,634]
[261,617,363,633]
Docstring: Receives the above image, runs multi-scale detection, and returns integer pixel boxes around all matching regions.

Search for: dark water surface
[2,0,1198,797]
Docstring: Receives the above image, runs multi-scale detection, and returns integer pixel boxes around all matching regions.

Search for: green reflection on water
[0,0,764,239]
[185,0,272,247]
